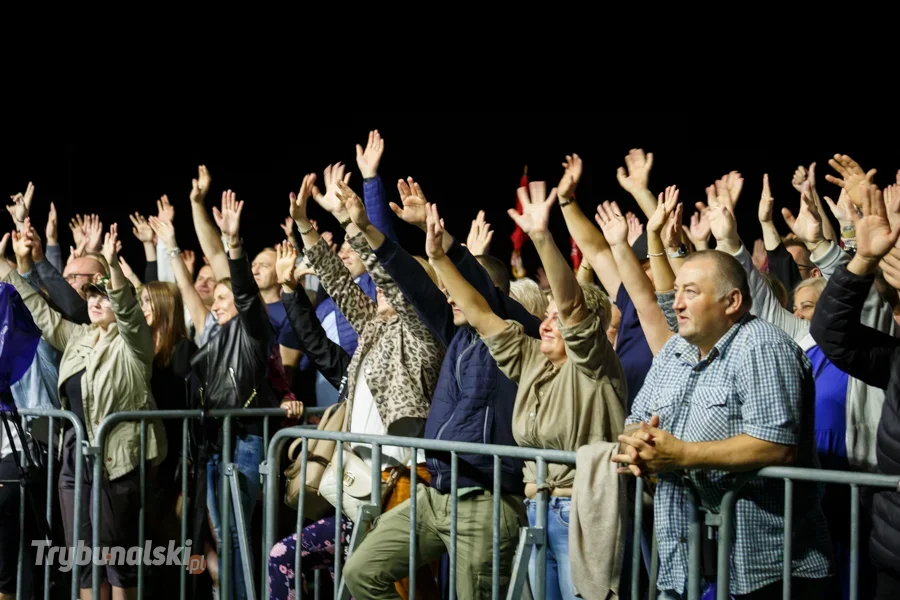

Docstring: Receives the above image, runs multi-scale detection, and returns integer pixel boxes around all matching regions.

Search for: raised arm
[1,232,77,352]
[426,203,509,338]
[511,177,586,326]
[149,216,211,337]
[275,242,351,389]
[557,154,622,296]
[645,190,677,293]
[5,182,34,233]
[810,183,900,389]
[597,198,674,355]
[355,130,398,242]
[101,225,155,365]
[189,165,229,281]
[44,202,63,272]
[292,171,377,334]
[389,177,455,253]
[214,191,271,342]
[615,149,657,219]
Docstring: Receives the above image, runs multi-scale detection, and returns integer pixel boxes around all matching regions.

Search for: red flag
[570,237,582,271]
[510,167,529,252]
[510,167,529,279]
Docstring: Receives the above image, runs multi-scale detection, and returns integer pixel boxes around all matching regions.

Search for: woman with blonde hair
[509,277,549,320]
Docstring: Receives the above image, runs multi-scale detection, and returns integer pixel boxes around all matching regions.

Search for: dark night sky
[4,112,896,274]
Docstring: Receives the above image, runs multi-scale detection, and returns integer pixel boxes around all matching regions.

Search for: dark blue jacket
[373,237,541,495]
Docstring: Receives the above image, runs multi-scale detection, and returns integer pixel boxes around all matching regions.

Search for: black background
[4,112,896,274]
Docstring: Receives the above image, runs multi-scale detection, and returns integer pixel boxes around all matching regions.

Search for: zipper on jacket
[434,331,479,490]
[483,406,491,444]
[455,331,479,391]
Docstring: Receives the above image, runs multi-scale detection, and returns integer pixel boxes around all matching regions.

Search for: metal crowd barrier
[263,427,581,600]
[11,410,900,600]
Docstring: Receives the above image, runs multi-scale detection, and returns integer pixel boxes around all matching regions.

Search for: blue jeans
[207,434,263,600]
[526,497,576,600]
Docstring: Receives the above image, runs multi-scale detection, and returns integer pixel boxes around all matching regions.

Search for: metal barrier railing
[89,407,325,600]
[263,427,581,600]
[12,409,900,600]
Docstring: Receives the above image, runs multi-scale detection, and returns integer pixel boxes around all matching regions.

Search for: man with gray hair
[615,248,833,599]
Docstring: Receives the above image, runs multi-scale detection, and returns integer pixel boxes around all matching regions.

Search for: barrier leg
[506,527,536,600]
[228,465,257,600]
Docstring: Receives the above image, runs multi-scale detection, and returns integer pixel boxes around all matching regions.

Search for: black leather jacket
[191,254,276,412]
[282,288,350,394]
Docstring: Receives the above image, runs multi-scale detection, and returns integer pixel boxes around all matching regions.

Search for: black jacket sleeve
[448,242,542,339]
[34,259,90,325]
[145,260,159,284]
[282,290,351,391]
[373,236,457,346]
[229,253,272,344]
[766,244,803,303]
[810,264,899,390]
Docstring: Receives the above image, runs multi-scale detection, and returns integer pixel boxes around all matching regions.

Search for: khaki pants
[344,484,524,599]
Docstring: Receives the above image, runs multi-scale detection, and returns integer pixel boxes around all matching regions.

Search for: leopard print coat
[305,233,444,430]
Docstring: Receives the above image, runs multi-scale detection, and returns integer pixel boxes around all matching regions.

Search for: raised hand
[0,233,9,258]
[190,165,212,204]
[355,130,385,179]
[824,189,861,226]
[648,186,679,235]
[148,216,177,250]
[722,171,744,208]
[83,214,104,253]
[825,154,877,207]
[758,174,775,224]
[558,154,583,200]
[312,163,352,220]
[23,218,45,262]
[335,181,369,230]
[212,190,244,241]
[275,242,299,288]
[11,230,32,259]
[182,249,196,275]
[751,239,768,271]
[118,256,137,280]
[391,177,429,228]
[289,174,318,227]
[129,213,155,243]
[781,182,824,246]
[708,204,739,249]
[466,210,494,256]
[280,217,295,237]
[157,195,175,225]
[792,165,808,193]
[594,201,630,247]
[6,181,35,226]
[856,183,900,265]
[46,202,58,245]
[507,181,558,237]
[69,214,85,248]
[661,203,684,250]
[686,203,712,248]
[102,224,120,266]
[626,212,644,246]
[425,203,447,260]
[616,148,653,194]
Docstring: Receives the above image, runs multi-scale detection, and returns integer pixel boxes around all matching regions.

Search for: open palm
[507,182,557,235]
[389,177,427,227]
[213,191,243,238]
[781,185,823,245]
[857,186,900,262]
[313,163,351,218]
[290,174,317,225]
[595,201,629,246]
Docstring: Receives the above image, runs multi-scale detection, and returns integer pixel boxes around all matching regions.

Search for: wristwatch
[223,237,243,253]
[667,244,688,259]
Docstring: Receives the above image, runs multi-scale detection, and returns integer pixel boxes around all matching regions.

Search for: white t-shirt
[350,357,426,470]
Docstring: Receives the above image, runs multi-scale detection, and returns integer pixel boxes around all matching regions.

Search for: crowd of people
[0,132,899,600]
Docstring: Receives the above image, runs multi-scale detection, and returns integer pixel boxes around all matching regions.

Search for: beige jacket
[570,442,628,600]
[483,309,627,490]
[4,270,167,480]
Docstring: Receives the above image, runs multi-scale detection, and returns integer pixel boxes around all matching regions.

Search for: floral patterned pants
[268,514,353,600]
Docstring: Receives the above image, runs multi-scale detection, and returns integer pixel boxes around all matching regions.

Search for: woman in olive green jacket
[1,224,166,599]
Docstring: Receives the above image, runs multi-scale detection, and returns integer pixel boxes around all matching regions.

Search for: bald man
[63,256,106,298]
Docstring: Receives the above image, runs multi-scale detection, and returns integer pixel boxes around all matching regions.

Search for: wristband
[559,197,575,208]
[339,218,352,230]
[297,222,314,236]
[841,225,856,239]
[223,237,243,252]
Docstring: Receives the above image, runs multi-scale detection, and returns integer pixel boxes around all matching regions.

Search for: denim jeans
[526,497,576,600]
[207,434,263,600]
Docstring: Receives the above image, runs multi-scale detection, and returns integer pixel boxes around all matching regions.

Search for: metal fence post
[220,415,233,600]
[535,458,548,600]
[492,454,501,600]
[782,479,794,600]
[408,447,419,600]
[631,476,644,600]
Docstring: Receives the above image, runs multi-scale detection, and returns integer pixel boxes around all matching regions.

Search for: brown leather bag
[283,402,346,519]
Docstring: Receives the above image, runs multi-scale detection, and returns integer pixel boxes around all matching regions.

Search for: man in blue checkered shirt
[615,248,833,599]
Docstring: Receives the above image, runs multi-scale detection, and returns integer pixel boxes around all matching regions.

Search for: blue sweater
[373,237,541,495]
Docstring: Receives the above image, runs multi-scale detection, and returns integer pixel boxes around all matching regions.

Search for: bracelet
[339,218,352,230]
[167,247,181,257]
[559,197,575,208]
[841,225,856,239]
[297,222,314,236]
[648,251,666,257]
[223,237,243,252]
[808,239,829,254]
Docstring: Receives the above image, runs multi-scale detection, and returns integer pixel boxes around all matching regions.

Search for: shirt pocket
[688,386,734,441]
[650,388,679,430]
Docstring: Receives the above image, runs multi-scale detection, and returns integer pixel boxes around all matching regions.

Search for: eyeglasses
[64,273,95,283]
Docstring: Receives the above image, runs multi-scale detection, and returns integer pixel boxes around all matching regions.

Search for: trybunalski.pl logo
[32,540,207,574]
